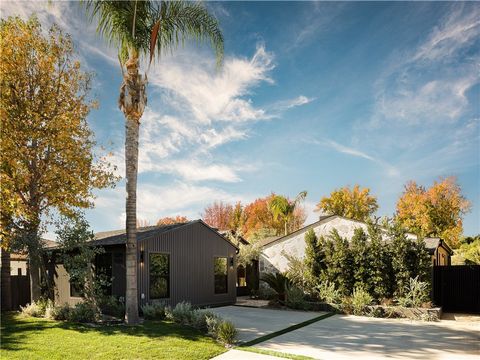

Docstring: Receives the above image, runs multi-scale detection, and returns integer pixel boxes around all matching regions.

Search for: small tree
[367,222,393,299]
[304,229,322,281]
[269,191,307,236]
[326,230,353,295]
[56,217,108,307]
[350,228,370,290]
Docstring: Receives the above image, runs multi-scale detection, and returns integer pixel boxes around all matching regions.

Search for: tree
[83,0,223,324]
[366,222,392,300]
[0,17,115,301]
[315,185,378,222]
[350,228,370,290]
[202,201,234,230]
[396,177,470,248]
[156,216,188,226]
[243,195,280,238]
[452,236,480,265]
[326,230,353,295]
[304,229,322,281]
[269,191,307,235]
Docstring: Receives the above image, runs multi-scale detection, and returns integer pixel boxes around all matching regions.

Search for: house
[259,215,452,275]
[48,220,238,308]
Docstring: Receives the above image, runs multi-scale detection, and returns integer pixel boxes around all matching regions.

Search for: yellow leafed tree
[0,17,116,301]
[315,185,378,222]
[396,177,470,248]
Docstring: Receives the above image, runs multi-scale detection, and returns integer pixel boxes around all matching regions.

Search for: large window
[237,265,246,287]
[214,257,228,294]
[150,253,170,299]
[70,282,83,298]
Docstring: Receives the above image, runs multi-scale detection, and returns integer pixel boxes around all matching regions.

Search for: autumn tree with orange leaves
[156,216,189,226]
[315,185,378,222]
[396,177,470,248]
[0,17,116,301]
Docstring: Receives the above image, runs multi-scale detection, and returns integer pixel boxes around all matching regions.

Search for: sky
[2,1,479,237]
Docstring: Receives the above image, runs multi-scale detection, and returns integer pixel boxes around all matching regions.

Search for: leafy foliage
[216,320,237,345]
[304,229,324,281]
[269,191,307,236]
[452,236,480,265]
[260,272,290,300]
[156,216,189,226]
[396,177,470,248]
[316,185,378,222]
[351,287,373,315]
[56,216,109,306]
[396,277,430,308]
[315,281,342,304]
[327,230,354,295]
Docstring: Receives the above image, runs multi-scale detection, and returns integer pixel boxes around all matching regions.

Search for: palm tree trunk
[119,51,146,325]
[125,116,140,324]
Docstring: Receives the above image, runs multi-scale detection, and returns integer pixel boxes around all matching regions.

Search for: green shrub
[98,296,125,318]
[169,301,194,324]
[68,302,98,323]
[141,302,166,320]
[351,287,373,315]
[285,284,308,310]
[49,303,71,320]
[206,314,221,337]
[216,320,237,345]
[315,281,342,304]
[260,272,289,301]
[396,276,430,307]
[20,301,44,318]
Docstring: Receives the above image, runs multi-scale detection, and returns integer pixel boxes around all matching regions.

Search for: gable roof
[47,220,238,250]
[259,215,336,247]
[424,237,453,255]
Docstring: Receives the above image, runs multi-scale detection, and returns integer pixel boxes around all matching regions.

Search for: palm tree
[83,1,223,324]
[269,191,307,236]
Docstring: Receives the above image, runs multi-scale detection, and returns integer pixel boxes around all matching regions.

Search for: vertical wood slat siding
[138,222,237,307]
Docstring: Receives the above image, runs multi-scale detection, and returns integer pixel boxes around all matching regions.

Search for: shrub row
[141,301,237,345]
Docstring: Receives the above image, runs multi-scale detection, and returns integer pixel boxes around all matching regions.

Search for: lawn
[0,312,226,360]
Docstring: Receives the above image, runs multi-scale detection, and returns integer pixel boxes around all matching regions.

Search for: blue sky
[3,1,479,236]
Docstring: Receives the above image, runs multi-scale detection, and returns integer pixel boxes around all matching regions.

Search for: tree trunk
[26,225,43,302]
[125,116,140,324]
[120,50,146,325]
[1,248,12,311]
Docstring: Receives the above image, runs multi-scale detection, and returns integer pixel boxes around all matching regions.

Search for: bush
[351,287,373,315]
[168,301,194,324]
[48,303,71,320]
[98,296,125,318]
[142,302,166,320]
[396,276,430,308]
[216,320,237,345]
[20,301,44,318]
[315,281,342,304]
[206,314,221,337]
[68,302,98,323]
[285,284,308,310]
[260,272,289,301]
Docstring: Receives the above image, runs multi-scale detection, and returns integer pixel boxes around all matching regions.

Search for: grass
[238,346,315,359]
[0,312,226,360]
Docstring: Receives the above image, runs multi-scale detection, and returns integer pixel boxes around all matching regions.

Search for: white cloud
[270,96,315,112]
[312,138,399,177]
[155,160,242,183]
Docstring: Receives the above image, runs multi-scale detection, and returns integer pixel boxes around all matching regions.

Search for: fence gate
[433,265,480,314]
[10,272,31,310]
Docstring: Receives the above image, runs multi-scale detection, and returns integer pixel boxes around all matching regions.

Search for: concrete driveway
[256,314,480,360]
[209,305,326,342]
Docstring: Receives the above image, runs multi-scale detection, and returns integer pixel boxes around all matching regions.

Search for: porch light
[229,256,234,268]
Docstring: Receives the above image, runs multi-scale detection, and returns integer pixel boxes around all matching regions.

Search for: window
[214,257,228,294]
[237,265,246,287]
[70,282,83,298]
[150,253,169,299]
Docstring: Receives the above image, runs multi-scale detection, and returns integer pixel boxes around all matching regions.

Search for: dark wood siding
[138,222,237,307]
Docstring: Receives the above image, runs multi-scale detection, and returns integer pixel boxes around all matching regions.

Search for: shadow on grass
[1,311,209,352]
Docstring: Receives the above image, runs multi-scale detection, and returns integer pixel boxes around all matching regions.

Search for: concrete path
[211,349,283,360]
[256,314,480,360]
[209,305,326,342]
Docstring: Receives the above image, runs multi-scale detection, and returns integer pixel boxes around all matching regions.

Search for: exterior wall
[436,246,451,266]
[10,260,27,276]
[138,222,237,308]
[53,264,83,306]
[260,216,368,274]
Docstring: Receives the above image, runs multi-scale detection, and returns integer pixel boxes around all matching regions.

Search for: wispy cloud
[310,138,399,177]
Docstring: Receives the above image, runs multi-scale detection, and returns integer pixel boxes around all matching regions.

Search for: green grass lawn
[1,312,226,360]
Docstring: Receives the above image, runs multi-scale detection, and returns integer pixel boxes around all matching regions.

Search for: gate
[433,265,480,313]
[10,272,31,310]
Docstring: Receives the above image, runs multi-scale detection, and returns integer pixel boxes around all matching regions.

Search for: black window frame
[214,257,228,294]
[70,282,83,298]
[149,252,170,300]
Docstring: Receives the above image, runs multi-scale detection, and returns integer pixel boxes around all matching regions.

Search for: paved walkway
[256,314,480,360]
[208,305,326,342]
[212,349,283,360]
